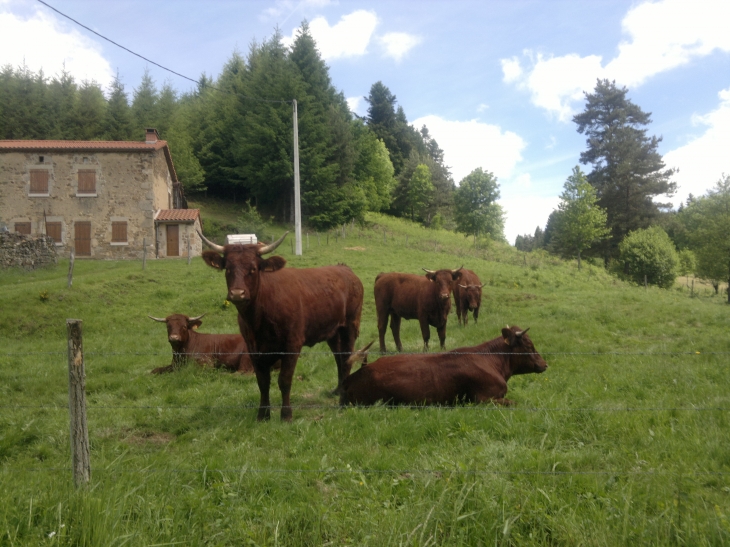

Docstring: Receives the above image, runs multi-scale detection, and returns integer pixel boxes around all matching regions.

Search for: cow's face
[161,314,202,349]
[502,326,548,375]
[460,284,482,310]
[426,269,462,300]
[203,245,286,308]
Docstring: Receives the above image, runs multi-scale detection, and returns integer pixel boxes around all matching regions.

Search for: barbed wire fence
[2,320,728,485]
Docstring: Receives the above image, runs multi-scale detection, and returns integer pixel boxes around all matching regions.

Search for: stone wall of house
[0,149,171,259]
[0,232,57,270]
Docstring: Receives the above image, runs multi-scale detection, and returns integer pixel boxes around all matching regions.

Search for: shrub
[619,226,679,288]
[236,202,273,241]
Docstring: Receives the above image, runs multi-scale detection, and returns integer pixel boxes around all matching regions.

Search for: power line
[35,0,291,104]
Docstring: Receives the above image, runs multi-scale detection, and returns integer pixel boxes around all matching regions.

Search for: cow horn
[458,284,467,288]
[516,327,530,337]
[258,231,289,255]
[188,313,206,322]
[347,340,375,368]
[422,268,435,274]
[148,315,167,322]
[197,230,224,253]
[452,265,463,273]
[480,283,487,288]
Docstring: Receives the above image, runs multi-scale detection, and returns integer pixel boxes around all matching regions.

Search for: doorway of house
[166,224,179,256]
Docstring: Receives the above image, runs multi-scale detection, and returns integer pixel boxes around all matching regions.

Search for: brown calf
[374,267,462,352]
[453,268,486,326]
[342,326,547,406]
[148,313,254,374]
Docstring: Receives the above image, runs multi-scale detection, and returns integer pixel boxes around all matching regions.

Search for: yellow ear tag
[504,338,510,345]
[192,325,199,330]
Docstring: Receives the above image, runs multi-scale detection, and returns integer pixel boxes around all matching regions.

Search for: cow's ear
[260,255,286,272]
[425,272,437,282]
[451,270,463,282]
[202,251,225,270]
[189,319,203,330]
[501,327,515,346]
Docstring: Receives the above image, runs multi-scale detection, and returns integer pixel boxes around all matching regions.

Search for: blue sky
[2,0,729,243]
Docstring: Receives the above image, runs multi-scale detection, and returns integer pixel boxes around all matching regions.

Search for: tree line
[0,23,505,239]
[515,79,730,299]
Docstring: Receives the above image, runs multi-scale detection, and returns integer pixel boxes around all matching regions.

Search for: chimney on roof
[145,128,160,144]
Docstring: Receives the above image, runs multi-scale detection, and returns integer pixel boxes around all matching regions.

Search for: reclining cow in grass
[148,313,254,374]
[342,326,547,406]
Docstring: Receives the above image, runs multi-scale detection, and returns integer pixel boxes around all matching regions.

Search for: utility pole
[293,100,302,256]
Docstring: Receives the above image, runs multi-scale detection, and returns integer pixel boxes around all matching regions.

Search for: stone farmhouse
[0,129,203,259]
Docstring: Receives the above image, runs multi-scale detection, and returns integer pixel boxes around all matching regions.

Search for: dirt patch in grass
[344,246,366,251]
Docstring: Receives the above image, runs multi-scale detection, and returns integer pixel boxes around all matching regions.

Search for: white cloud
[283,10,378,61]
[500,56,522,83]
[411,115,526,183]
[664,87,730,205]
[476,103,489,113]
[499,192,560,245]
[346,96,363,115]
[502,0,730,120]
[0,7,113,86]
[378,32,422,62]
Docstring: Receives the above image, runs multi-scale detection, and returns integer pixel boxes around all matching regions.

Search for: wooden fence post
[142,237,147,270]
[67,248,75,288]
[307,232,309,250]
[187,236,192,265]
[67,319,90,487]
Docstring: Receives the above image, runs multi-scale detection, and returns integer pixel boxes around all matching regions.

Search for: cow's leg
[327,335,344,397]
[419,319,431,352]
[473,306,479,324]
[436,324,447,350]
[463,310,469,326]
[277,354,299,422]
[377,309,389,353]
[253,361,272,421]
[390,314,404,352]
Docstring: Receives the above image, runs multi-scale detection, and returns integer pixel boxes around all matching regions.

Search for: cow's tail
[347,340,375,370]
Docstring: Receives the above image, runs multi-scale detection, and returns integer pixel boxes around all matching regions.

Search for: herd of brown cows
[150,231,547,421]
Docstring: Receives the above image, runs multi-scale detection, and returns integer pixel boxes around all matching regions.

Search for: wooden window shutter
[111,221,127,243]
[30,170,48,194]
[78,170,96,194]
[14,222,31,235]
[46,222,62,243]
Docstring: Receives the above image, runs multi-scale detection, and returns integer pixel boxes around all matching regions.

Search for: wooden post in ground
[187,236,191,265]
[67,249,75,288]
[142,237,147,270]
[67,319,90,487]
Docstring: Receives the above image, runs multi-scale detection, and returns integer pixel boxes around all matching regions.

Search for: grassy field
[1,212,729,546]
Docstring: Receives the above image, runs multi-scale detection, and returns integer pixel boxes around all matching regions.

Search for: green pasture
[1,213,729,546]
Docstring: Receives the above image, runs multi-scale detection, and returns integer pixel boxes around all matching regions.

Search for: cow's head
[423,266,463,300]
[199,231,288,308]
[502,325,548,375]
[458,282,486,310]
[148,313,204,349]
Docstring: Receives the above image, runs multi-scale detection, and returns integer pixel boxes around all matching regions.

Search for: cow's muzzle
[440,293,450,300]
[228,289,247,302]
[169,335,181,342]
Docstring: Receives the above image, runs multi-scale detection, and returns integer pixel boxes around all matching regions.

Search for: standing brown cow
[148,313,254,374]
[453,269,486,326]
[343,326,547,406]
[374,267,462,353]
[199,231,364,421]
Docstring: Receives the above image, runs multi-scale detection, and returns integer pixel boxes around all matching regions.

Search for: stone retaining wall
[0,232,58,270]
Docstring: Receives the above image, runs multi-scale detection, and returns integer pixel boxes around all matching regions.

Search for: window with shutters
[29,170,49,195]
[14,222,31,235]
[111,221,128,244]
[46,222,62,244]
[77,170,97,195]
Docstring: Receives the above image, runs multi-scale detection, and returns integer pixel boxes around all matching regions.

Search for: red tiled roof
[0,139,168,151]
[155,209,200,222]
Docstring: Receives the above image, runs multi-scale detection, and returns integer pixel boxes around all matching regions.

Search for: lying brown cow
[454,269,486,326]
[148,313,254,374]
[342,326,547,406]
[374,267,462,352]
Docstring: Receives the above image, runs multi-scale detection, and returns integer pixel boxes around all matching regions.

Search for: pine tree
[48,67,78,138]
[131,68,159,135]
[551,166,610,269]
[74,80,107,140]
[573,79,676,262]
[104,73,133,140]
